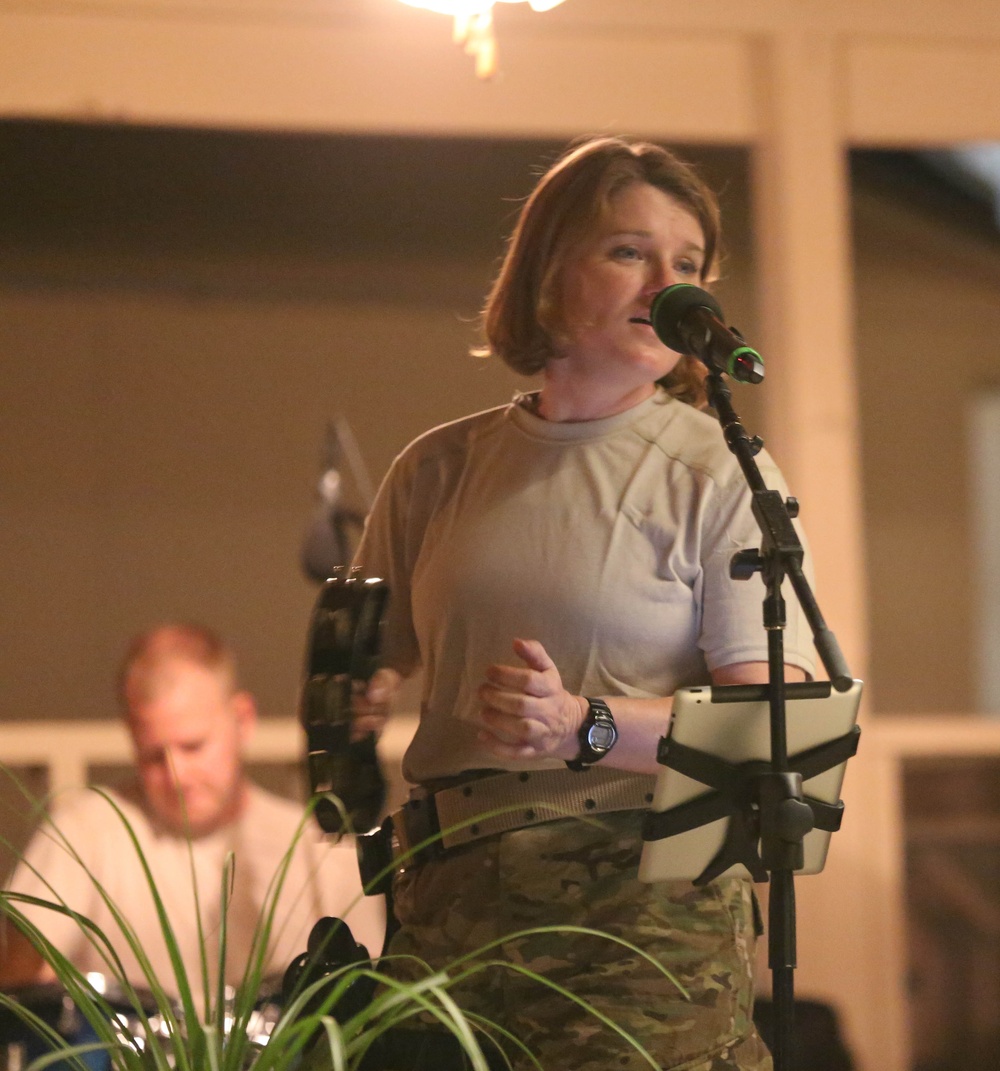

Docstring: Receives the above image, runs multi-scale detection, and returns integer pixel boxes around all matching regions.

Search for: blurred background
[2,3,1000,1070]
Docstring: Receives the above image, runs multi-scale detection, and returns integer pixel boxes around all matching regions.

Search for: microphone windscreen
[649,284,725,354]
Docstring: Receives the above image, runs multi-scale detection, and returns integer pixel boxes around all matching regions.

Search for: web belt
[389,765,656,863]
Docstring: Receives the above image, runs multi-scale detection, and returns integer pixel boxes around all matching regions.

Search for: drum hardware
[301,568,389,836]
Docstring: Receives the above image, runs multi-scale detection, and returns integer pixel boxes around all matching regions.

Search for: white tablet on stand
[639,680,863,884]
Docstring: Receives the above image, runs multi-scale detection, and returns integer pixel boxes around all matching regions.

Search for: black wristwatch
[565,697,618,771]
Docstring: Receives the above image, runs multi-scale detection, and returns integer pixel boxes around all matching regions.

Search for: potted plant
[1,780,679,1071]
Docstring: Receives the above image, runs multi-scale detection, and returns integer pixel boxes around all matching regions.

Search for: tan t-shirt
[357,390,817,784]
[5,783,385,1009]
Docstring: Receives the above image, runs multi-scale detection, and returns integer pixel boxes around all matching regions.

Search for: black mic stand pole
[703,370,853,1071]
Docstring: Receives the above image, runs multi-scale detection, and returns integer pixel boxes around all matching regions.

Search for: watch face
[588,722,616,751]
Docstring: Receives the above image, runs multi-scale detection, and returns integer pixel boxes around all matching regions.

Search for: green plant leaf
[3,770,683,1071]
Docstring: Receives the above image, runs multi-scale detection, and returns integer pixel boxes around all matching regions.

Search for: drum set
[0,974,284,1071]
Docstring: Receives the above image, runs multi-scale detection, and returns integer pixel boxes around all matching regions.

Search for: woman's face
[556,181,706,386]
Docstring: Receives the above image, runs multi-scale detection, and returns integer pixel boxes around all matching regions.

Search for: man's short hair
[117,623,238,711]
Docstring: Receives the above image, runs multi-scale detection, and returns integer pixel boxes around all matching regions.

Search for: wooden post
[750,29,909,1071]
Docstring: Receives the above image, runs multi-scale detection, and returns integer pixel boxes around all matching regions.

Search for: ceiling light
[399,1,568,79]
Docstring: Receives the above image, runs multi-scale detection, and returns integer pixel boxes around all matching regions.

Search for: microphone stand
[703,370,854,1071]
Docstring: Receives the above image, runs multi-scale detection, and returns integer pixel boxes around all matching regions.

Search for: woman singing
[352,135,815,1071]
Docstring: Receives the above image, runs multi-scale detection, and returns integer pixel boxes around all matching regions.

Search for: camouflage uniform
[387,810,771,1070]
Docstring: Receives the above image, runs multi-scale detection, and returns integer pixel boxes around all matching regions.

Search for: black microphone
[301,465,369,584]
[648,284,764,385]
[302,467,351,582]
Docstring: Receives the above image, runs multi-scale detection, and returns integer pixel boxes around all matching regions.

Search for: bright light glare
[398,0,568,78]
[400,1,566,13]
[399,1,489,12]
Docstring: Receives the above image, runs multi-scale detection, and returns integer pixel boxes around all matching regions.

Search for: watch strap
[566,697,618,772]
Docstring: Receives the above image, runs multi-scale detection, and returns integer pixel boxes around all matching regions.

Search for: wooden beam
[847,38,1000,144]
[0,7,757,141]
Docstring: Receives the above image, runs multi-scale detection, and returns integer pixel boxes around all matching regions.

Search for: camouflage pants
[387,810,772,1071]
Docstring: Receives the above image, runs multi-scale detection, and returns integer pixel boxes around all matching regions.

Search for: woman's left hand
[350,666,402,741]
[477,638,586,761]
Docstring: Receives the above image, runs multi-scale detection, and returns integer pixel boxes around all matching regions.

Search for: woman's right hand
[477,638,586,762]
[350,666,402,741]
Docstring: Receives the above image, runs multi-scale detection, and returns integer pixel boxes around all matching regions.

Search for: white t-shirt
[357,389,817,783]
[5,782,385,1009]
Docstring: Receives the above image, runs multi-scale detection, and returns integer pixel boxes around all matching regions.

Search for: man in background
[0,622,385,1007]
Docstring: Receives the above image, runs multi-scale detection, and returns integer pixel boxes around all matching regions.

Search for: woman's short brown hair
[481,136,722,407]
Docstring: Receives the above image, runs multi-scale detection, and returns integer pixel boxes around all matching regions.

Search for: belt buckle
[394,791,444,867]
[356,821,397,895]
